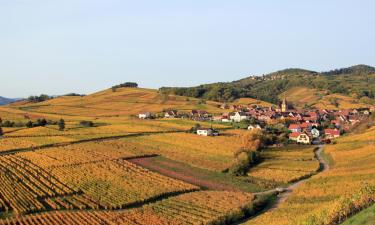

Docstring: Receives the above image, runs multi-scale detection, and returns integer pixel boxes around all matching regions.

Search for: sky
[1,0,374,98]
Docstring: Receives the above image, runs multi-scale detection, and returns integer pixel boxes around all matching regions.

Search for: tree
[58,119,65,131]
[26,121,33,128]
[36,118,47,127]
[229,130,265,176]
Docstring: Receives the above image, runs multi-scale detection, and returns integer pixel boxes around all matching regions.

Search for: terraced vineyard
[0,155,99,215]
[1,191,256,225]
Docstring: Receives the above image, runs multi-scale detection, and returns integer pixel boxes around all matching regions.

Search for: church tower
[281,97,288,112]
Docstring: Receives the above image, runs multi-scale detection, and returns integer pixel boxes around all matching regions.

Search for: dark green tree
[58,119,65,131]
[26,121,33,128]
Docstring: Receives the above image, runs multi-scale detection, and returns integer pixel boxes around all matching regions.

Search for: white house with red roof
[324,129,340,139]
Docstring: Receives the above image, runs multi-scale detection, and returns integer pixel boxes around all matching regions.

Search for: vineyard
[116,130,245,171]
[1,191,256,225]
[248,145,320,184]
[0,86,373,225]
[245,126,375,225]
[0,155,99,215]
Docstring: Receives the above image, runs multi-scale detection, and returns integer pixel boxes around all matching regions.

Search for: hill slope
[160,65,375,108]
[7,87,226,118]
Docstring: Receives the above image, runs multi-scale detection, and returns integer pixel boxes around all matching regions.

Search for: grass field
[341,203,375,225]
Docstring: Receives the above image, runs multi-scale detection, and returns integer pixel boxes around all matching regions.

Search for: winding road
[254,145,329,210]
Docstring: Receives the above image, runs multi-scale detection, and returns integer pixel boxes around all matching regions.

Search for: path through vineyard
[269,145,328,209]
[236,145,329,224]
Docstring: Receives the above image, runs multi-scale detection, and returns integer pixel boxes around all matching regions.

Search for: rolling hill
[160,65,375,109]
[6,87,227,118]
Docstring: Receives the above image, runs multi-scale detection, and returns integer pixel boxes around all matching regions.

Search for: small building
[324,129,340,139]
[196,128,218,136]
[139,112,152,119]
[311,128,320,138]
[296,133,311,144]
[248,124,262,130]
[289,132,301,141]
[230,112,250,122]
[300,122,313,132]
[164,110,178,118]
[288,124,301,133]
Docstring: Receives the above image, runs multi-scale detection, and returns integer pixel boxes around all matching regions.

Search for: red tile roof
[325,129,340,136]
[289,132,301,138]
[289,124,301,129]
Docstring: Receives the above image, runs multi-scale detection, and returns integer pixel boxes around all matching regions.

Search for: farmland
[244,126,375,225]
[0,86,373,224]
[248,145,320,184]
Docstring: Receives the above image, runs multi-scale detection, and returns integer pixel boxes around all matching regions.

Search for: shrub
[79,121,94,127]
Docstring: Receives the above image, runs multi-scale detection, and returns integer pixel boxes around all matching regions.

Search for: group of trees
[28,94,53,103]
[229,129,265,176]
[0,117,66,131]
[112,82,138,92]
[159,65,375,104]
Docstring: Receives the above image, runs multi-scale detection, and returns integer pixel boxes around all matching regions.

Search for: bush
[79,121,94,127]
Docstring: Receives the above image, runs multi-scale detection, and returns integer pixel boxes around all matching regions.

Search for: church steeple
[281,96,288,112]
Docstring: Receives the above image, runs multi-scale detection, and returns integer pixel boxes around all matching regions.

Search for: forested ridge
[159,65,375,104]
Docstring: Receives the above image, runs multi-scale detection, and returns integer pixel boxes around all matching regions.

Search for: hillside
[279,87,371,109]
[7,87,226,118]
[160,65,375,108]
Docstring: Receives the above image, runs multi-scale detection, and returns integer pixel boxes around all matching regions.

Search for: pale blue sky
[1,0,374,98]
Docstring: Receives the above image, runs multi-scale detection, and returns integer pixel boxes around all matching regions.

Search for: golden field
[0,87,373,224]
[245,126,375,225]
[248,145,320,184]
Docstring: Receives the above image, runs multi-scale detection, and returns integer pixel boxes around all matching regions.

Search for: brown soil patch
[128,157,239,191]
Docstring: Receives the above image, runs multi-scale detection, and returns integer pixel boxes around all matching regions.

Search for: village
[138,98,374,145]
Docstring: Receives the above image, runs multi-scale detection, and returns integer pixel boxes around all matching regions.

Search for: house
[300,122,312,132]
[213,115,224,122]
[248,124,262,130]
[289,132,301,141]
[288,124,301,133]
[324,129,340,139]
[164,110,178,118]
[230,112,250,122]
[196,128,218,136]
[296,133,311,144]
[138,112,152,119]
[311,128,320,138]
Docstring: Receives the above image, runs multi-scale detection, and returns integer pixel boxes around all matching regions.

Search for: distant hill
[0,96,21,105]
[160,65,375,108]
